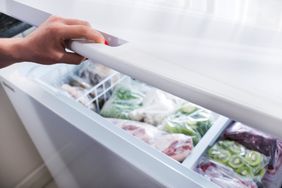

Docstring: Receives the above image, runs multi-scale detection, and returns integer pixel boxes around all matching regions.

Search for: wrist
[0,38,29,68]
[11,37,31,62]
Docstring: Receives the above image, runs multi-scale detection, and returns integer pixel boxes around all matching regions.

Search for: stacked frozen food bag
[158,103,213,145]
[52,61,217,162]
[100,78,217,161]
[108,119,193,162]
[100,78,150,119]
[60,60,115,110]
[223,123,282,188]
[196,122,282,188]
[100,77,184,124]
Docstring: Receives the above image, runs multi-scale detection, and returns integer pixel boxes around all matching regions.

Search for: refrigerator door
[0,63,219,188]
[5,0,282,138]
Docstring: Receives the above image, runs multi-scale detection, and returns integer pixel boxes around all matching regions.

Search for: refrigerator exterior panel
[0,63,219,188]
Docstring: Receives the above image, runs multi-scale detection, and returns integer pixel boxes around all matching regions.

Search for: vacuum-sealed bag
[224,122,282,171]
[60,60,115,110]
[100,78,150,119]
[197,158,258,188]
[158,103,213,145]
[129,89,184,126]
[207,140,270,182]
[109,119,193,162]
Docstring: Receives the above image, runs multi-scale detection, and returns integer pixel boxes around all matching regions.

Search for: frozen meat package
[223,123,282,171]
[108,119,193,162]
[196,158,258,188]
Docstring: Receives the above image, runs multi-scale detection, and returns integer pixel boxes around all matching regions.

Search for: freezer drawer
[0,63,224,187]
[35,60,230,165]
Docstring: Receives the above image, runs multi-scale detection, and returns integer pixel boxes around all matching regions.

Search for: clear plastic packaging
[129,89,184,126]
[100,78,150,119]
[108,118,162,143]
[108,119,193,162]
[76,60,115,86]
[196,158,258,188]
[60,60,116,110]
[61,84,95,110]
[158,103,213,145]
[222,123,282,187]
[207,140,270,181]
[223,122,282,171]
[262,163,282,188]
[151,133,193,162]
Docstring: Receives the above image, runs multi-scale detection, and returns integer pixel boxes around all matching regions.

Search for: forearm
[0,38,26,68]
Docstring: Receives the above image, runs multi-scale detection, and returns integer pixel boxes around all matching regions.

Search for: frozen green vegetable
[159,104,213,145]
[207,140,269,181]
[100,78,149,119]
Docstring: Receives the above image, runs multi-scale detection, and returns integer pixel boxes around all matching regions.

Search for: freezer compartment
[35,61,229,165]
[193,122,282,188]
[2,62,218,188]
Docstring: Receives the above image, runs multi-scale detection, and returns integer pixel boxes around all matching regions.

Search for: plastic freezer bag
[60,60,115,109]
[100,78,150,119]
[262,141,282,188]
[159,103,213,145]
[61,84,95,110]
[207,140,270,181]
[129,89,184,126]
[108,119,193,162]
[62,60,115,90]
[75,60,115,87]
[196,158,258,188]
[223,122,282,171]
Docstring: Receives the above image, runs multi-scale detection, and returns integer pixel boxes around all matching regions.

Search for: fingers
[62,25,105,43]
[48,16,91,26]
[62,18,91,26]
[60,52,85,64]
[47,15,105,43]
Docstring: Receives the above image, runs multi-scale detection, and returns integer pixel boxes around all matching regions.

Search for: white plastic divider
[182,116,232,169]
[76,72,125,112]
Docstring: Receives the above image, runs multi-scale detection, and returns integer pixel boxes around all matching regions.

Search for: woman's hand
[0,16,105,68]
[20,16,105,64]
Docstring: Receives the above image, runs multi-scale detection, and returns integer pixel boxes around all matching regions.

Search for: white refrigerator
[1,0,282,187]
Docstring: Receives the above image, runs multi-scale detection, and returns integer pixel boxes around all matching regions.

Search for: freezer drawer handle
[2,82,15,92]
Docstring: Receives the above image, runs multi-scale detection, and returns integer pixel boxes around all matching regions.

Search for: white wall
[0,84,48,188]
